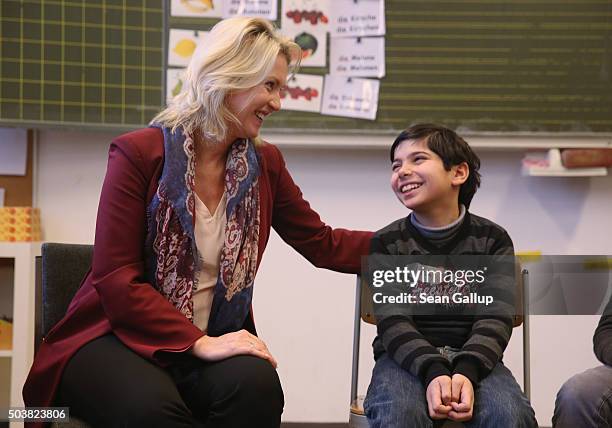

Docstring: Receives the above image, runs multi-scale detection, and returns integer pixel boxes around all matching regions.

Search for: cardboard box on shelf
[561,148,612,168]
[0,207,41,241]
[0,318,12,350]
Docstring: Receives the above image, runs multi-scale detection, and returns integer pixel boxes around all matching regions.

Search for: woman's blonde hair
[151,17,301,142]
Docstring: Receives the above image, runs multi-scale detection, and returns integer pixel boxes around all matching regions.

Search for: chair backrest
[34,243,94,354]
[359,275,376,325]
[513,262,525,327]
[359,260,525,327]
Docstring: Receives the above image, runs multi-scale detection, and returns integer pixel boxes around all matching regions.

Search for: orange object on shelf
[561,149,612,168]
[0,207,41,241]
[0,318,12,350]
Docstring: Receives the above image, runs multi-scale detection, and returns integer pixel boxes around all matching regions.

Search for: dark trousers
[57,334,284,428]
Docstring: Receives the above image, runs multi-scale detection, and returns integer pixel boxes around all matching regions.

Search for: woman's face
[225,54,289,141]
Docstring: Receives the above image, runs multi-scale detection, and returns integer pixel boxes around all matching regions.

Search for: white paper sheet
[168,29,209,67]
[321,75,379,120]
[330,36,385,77]
[280,73,324,113]
[171,0,223,17]
[223,0,277,20]
[166,68,187,103]
[0,189,5,207]
[0,128,27,176]
[281,0,330,31]
[283,26,327,67]
[329,0,385,38]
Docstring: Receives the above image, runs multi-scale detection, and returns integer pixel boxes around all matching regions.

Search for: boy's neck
[412,203,462,228]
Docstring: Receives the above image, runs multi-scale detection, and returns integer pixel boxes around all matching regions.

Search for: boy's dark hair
[390,123,481,209]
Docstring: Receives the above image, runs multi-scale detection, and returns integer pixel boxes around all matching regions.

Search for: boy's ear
[451,162,469,186]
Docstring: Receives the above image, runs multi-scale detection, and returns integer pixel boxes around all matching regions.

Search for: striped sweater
[371,211,515,388]
[594,296,612,365]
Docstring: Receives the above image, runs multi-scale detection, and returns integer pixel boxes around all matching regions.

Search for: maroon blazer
[23,127,372,418]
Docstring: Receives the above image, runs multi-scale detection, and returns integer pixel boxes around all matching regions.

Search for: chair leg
[349,412,370,428]
[522,269,531,400]
[350,276,362,404]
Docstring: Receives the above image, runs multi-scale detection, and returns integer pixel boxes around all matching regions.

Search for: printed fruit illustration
[172,79,184,97]
[173,38,197,58]
[281,86,319,101]
[181,0,214,12]
[294,32,318,59]
[286,10,328,25]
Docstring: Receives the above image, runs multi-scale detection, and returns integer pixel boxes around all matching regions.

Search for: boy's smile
[391,139,468,226]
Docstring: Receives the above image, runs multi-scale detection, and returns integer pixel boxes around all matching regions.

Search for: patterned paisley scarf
[145,125,260,336]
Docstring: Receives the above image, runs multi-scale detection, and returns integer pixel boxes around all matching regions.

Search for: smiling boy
[364,124,537,427]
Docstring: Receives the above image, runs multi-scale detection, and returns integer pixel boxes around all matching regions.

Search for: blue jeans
[553,365,612,428]
[364,350,537,428]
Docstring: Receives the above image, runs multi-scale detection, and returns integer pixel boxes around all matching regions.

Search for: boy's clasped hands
[426,374,474,422]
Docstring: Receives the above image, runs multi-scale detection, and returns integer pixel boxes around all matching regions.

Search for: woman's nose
[269,93,281,111]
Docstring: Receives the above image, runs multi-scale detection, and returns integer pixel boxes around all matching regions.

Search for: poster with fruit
[281,0,330,31]
[329,0,385,38]
[168,29,209,67]
[329,36,385,78]
[223,0,277,20]
[283,26,327,67]
[321,75,379,120]
[171,0,223,17]
[280,73,324,112]
[166,68,186,103]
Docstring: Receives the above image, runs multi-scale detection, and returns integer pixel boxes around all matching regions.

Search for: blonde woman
[24,17,372,428]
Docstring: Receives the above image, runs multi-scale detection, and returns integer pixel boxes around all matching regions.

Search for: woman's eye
[392,163,400,171]
[414,156,426,162]
[265,81,274,91]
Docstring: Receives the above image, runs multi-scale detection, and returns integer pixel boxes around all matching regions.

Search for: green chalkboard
[171,0,612,135]
[278,0,612,134]
[0,0,163,130]
[1,0,612,135]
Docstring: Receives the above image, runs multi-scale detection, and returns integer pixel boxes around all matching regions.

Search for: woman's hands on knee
[190,330,278,368]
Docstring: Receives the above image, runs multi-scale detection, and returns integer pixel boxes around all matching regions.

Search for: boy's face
[390,139,467,214]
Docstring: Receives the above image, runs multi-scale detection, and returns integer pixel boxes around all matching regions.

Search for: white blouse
[193,191,227,333]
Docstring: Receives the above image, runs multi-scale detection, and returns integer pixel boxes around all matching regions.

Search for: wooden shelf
[0,242,41,411]
[522,149,608,177]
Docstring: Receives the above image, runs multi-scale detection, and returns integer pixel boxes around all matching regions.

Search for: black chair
[35,242,94,428]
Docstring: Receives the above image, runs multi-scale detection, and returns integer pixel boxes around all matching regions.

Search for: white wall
[36,129,610,425]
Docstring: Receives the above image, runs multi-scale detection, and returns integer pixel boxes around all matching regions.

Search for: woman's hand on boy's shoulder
[448,373,474,421]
